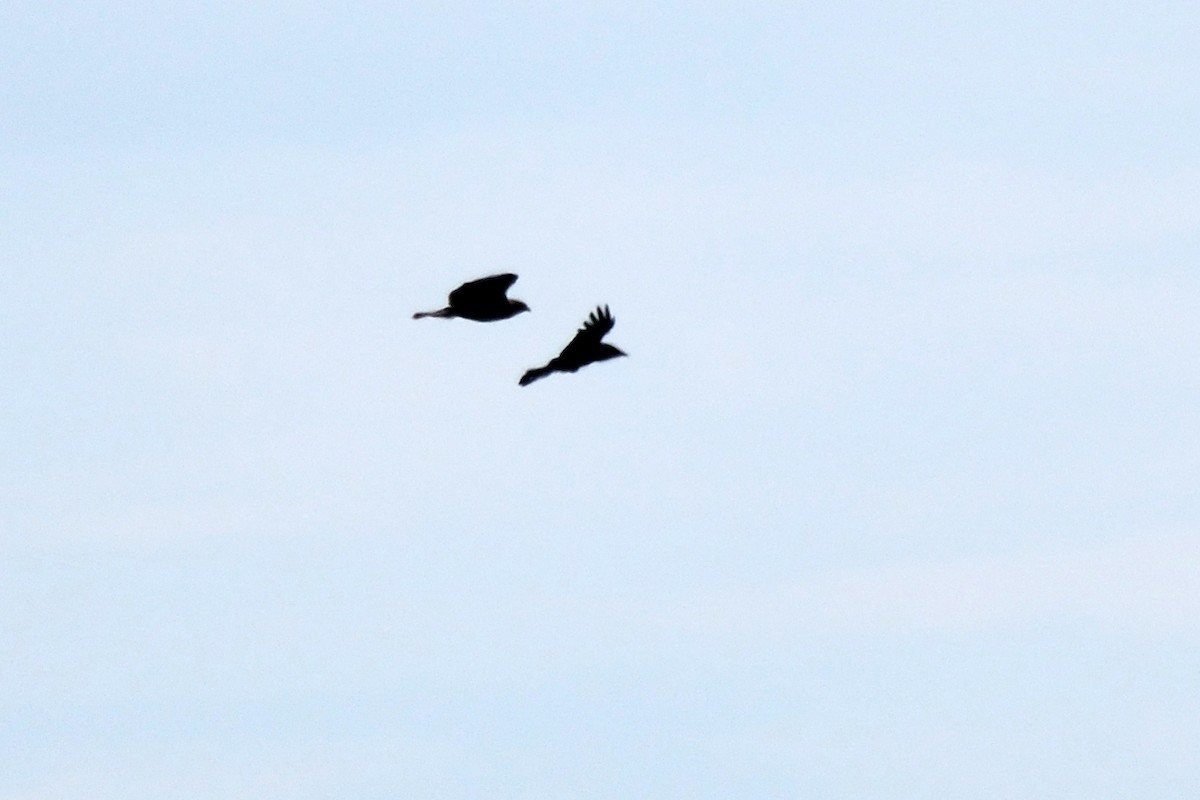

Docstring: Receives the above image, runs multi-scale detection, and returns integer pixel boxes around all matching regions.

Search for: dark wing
[449,273,518,305]
[556,305,615,359]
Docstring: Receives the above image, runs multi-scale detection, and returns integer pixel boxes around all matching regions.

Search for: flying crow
[413,273,530,321]
[519,305,626,386]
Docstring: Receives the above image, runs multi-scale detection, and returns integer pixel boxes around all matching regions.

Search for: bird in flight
[519,305,626,386]
[413,273,530,321]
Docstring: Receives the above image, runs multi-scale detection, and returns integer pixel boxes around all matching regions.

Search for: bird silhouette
[519,305,626,386]
[413,273,530,321]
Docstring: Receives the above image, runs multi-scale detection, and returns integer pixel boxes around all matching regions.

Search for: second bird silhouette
[519,305,626,386]
[413,273,530,321]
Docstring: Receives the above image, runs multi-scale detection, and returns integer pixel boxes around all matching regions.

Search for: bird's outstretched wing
[449,273,518,305]
[557,305,615,359]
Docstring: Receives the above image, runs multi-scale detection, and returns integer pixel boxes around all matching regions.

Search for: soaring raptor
[413,273,530,322]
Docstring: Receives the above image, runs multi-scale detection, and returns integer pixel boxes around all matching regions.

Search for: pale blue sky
[3,3,1199,798]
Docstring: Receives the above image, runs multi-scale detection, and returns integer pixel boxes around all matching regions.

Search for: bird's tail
[413,307,455,320]
[519,364,554,386]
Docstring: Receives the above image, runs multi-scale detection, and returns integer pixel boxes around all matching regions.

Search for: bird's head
[511,300,531,315]
[597,343,627,361]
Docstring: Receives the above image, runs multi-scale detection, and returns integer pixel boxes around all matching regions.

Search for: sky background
[3,2,1199,797]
